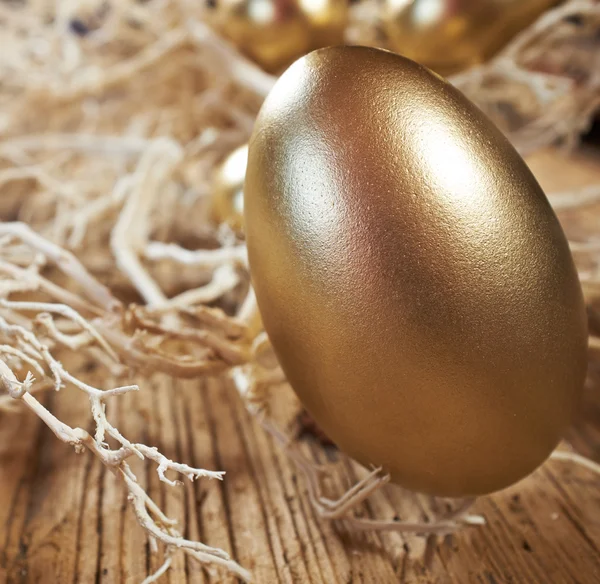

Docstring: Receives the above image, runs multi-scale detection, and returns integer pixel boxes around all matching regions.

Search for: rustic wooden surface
[1,147,600,584]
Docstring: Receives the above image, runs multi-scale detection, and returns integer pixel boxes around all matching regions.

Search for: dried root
[0,226,253,581]
[0,345,250,581]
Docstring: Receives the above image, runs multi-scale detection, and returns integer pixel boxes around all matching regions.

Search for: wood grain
[1,148,600,584]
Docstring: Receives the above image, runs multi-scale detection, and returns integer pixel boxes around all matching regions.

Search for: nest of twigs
[0,0,599,582]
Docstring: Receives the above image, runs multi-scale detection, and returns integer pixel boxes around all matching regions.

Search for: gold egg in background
[210,143,248,235]
[299,0,348,49]
[205,0,347,73]
[382,0,561,76]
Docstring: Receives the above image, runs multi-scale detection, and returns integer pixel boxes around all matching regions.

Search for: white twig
[0,223,118,311]
[122,470,252,581]
[0,259,103,317]
[41,29,190,102]
[141,555,173,584]
[110,138,183,307]
[162,264,240,308]
[0,346,250,581]
[0,345,46,377]
[550,449,600,475]
[135,444,225,484]
[145,241,247,267]
[0,299,118,362]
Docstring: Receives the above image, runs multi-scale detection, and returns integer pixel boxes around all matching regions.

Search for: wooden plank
[2,370,600,583]
[0,147,600,583]
[0,407,43,584]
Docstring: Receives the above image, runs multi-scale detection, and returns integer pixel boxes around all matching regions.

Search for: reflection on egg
[244,46,588,497]
[205,0,347,73]
[383,0,559,76]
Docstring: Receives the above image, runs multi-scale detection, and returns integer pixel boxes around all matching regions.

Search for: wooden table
[1,148,600,584]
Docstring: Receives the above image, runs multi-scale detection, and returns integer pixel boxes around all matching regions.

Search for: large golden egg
[244,46,587,497]
[383,0,560,76]
[205,0,347,73]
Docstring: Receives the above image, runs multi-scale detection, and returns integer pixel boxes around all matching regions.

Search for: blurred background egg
[210,143,248,236]
[382,0,561,76]
[300,0,348,48]
[205,0,348,72]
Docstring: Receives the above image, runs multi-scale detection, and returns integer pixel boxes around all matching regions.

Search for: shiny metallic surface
[244,47,588,498]
[206,0,347,73]
[383,0,559,75]
[210,144,248,235]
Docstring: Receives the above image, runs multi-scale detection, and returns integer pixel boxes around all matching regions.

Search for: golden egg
[210,144,248,235]
[383,0,560,76]
[299,0,347,49]
[205,0,347,73]
[244,46,587,497]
